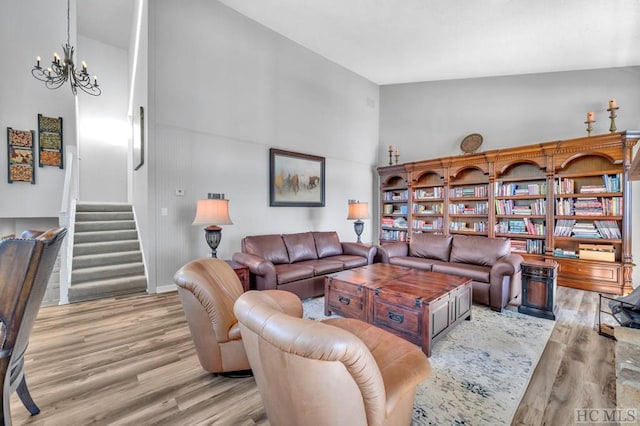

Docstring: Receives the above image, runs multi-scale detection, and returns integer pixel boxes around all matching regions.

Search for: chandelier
[31,0,101,96]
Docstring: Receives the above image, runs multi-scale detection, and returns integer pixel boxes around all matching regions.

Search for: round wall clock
[460,133,483,154]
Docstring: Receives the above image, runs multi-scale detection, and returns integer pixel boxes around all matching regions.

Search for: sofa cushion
[326,254,368,269]
[449,235,510,267]
[313,231,343,258]
[296,259,344,275]
[432,262,491,283]
[389,256,434,271]
[243,234,290,265]
[283,232,318,263]
[274,263,315,284]
[409,233,453,261]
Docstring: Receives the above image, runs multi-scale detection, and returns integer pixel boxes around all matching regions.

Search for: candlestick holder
[607,107,619,133]
[584,119,595,137]
[388,147,393,165]
[394,153,399,164]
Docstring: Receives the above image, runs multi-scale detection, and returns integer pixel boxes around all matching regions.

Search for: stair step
[76,203,133,212]
[75,220,136,232]
[73,251,143,269]
[74,240,140,256]
[68,275,147,302]
[76,211,134,222]
[74,230,139,244]
[72,262,145,284]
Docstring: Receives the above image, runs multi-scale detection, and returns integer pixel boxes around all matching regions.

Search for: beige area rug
[302,297,555,426]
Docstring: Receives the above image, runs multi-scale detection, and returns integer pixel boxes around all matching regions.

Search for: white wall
[145,0,380,290]
[130,0,150,285]
[0,0,76,219]
[380,67,640,285]
[77,36,129,202]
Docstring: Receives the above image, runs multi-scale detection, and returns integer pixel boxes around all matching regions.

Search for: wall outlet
[161,207,168,216]
[175,188,185,196]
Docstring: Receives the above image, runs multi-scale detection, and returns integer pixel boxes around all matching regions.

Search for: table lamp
[347,200,369,243]
[192,193,233,258]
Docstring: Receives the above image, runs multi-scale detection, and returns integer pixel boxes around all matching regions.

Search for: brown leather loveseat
[379,233,523,311]
[232,231,376,299]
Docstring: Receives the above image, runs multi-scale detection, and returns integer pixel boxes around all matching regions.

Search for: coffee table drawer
[372,299,421,345]
[325,279,367,320]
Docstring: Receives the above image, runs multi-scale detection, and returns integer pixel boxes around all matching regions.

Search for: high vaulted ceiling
[217,0,640,84]
[78,0,640,85]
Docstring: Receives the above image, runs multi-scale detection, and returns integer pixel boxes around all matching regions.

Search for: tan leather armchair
[174,258,302,376]
[234,290,431,426]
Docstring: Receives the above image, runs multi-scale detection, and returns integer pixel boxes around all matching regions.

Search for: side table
[225,260,250,292]
[518,259,558,320]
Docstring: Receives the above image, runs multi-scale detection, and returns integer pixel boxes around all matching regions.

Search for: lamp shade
[192,199,233,226]
[347,202,369,220]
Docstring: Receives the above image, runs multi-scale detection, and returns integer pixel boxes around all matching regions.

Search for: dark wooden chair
[0,228,67,426]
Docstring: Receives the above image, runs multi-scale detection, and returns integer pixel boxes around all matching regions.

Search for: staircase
[69,202,147,302]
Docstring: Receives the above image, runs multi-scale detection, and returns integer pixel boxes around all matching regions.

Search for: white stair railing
[58,146,78,304]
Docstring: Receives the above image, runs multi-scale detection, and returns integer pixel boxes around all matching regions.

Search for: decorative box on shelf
[578,244,615,262]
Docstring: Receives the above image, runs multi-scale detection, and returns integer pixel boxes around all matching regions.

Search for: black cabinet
[519,259,558,320]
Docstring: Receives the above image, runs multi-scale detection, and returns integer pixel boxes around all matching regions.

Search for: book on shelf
[603,197,622,216]
[384,190,409,201]
[579,185,606,194]
[522,217,545,235]
[602,173,621,192]
[555,198,574,215]
[495,182,547,196]
[555,178,575,194]
[450,185,488,198]
[594,220,622,239]
[553,248,578,258]
[553,219,576,237]
[413,187,443,199]
[412,218,443,231]
[571,222,600,238]
[573,197,604,215]
[511,239,545,254]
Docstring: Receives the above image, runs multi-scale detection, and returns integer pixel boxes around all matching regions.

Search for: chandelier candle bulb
[609,99,617,109]
[82,61,87,73]
[36,56,40,67]
[587,112,594,122]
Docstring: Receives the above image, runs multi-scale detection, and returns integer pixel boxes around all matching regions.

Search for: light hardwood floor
[10,286,615,425]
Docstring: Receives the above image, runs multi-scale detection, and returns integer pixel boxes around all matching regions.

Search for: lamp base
[353,220,364,243]
[204,225,222,258]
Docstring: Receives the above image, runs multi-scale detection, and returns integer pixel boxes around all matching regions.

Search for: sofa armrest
[232,252,277,291]
[489,253,524,311]
[341,242,377,264]
[377,242,409,264]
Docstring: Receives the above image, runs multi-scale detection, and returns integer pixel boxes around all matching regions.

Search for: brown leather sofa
[378,233,523,311]
[234,290,431,426]
[232,231,376,299]
[174,258,303,375]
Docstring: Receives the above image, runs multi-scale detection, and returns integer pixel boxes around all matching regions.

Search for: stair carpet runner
[70,202,147,302]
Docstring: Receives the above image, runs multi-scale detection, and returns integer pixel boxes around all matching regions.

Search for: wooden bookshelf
[377,131,640,294]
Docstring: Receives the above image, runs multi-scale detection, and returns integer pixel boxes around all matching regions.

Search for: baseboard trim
[156,284,177,294]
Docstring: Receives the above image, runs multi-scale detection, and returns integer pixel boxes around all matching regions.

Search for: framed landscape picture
[269,148,325,207]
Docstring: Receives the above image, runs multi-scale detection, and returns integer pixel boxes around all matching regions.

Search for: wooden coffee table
[325,264,472,356]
